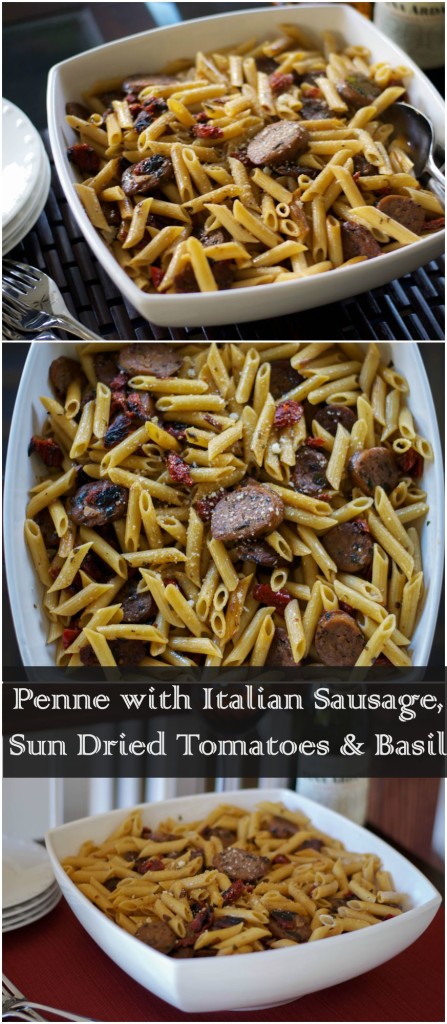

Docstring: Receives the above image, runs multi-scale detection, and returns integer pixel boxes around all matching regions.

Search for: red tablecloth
[3,899,444,1023]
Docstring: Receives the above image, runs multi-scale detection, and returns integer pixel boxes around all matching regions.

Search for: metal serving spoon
[385,102,445,196]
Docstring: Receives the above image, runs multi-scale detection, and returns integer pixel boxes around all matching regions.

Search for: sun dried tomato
[62,628,81,649]
[129,103,144,118]
[306,86,322,98]
[305,436,326,448]
[396,447,423,478]
[274,400,304,428]
[165,422,188,442]
[110,389,128,417]
[195,111,210,124]
[191,124,224,139]
[253,583,292,615]
[66,142,101,174]
[269,71,294,95]
[374,655,393,666]
[167,451,194,487]
[423,216,445,232]
[222,879,246,905]
[229,144,252,167]
[28,436,63,467]
[150,266,165,288]
[339,601,355,617]
[194,491,224,522]
[134,857,165,874]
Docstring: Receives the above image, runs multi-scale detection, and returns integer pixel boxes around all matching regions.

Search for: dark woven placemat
[7,130,445,341]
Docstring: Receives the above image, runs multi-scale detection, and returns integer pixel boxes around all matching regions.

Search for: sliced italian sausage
[376,194,425,234]
[49,356,85,401]
[268,815,298,839]
[313,404,357,436]
[247,121,310,166]
[118,578,157,623]
[104,413,134,449]
[196,227,228,248]
[65,101,91,119]
[93,352,119,386]
[341,221,382,260]
[299,838,323,851]
[173,264,199,293]
[269,358,303,399]
[268,910,311,943]
[122,74,176,93]
[211,483,284,544]
[209,915,244,930]
[353,155,376,176]
[315,610,365,667]
[67,480,128,527]
[293,445,329,496]
[349,446,399,496]
[35,509,58,550]
[213,847,269,882]
[322,521,373,573]
[337,73,382,109]
[265,627,296,667]
[135,920,177,954]
[232,540,281,567]
[121,154,173,196]
[109,639,147,666]
[119,343,182,378]
[202,827,237,848]
[255,56,279,75]
[299,99,331,120]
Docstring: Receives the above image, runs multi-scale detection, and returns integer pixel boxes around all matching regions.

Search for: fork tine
[3,260,41,284]
[2,291,29,315]
[2,272,29,296]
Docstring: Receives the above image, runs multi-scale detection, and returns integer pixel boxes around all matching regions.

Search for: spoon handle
[426,154,445,193]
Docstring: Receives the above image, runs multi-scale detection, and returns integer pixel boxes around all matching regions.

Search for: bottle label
[374,2,445,68]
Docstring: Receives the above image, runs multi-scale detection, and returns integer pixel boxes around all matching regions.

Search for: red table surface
[3,899,444,1023]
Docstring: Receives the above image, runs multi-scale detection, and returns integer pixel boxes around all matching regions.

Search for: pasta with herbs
[25,341,432,668]
[65,26,444,296]
[62,801,408,957]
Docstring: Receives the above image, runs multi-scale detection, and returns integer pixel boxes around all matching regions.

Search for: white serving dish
[45,787,441,1014]
[47,4,445,328]
[4,341,443,669]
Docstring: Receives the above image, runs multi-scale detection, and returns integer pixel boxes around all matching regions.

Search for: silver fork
[2,261,102,340]
[1,978,95,1023]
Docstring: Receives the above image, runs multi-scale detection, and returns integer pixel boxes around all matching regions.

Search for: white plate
[2,835,56,909]
[2,146,51,255]
[2,890,62,933]
[2,881,60,919]
[47,4,445,327]
[2,99,43,229]
[3,341,443,668]
[45,788,442,1014]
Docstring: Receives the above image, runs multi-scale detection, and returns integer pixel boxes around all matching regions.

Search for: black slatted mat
[6,131,445,342]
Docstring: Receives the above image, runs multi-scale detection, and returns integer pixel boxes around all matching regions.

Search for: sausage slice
[213,847,269,882]
[118,577,157,623]
[232,540,281,567]
[119,343,182,378]
[265,627,296,667]
[247,122,310,166]
[49,356,85,401]
[121,154,173,196]
[211,483,284,544]
[349,447,399,496]
[299,99,331,120]
[269,359,303,399]
[376,195,425,234]
[315,610,365,666]
[268,815,298,839]
[313,405,357,436]
[268,910,311,943]
[293,445,329,496]
[322,521,373,573]
[337,74,382,109]
[341,221,382,260]
[93,353,119,386]
[202,826,237,848]
[67,480,128,527]
[135,920,177,954]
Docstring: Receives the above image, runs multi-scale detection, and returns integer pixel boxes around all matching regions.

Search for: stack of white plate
[2,98,51,255]
[3,835,61,932]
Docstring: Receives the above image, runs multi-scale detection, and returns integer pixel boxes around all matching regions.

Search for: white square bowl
[3,341,444,668]
[47,4,445,328]
[45,787,442,1014]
